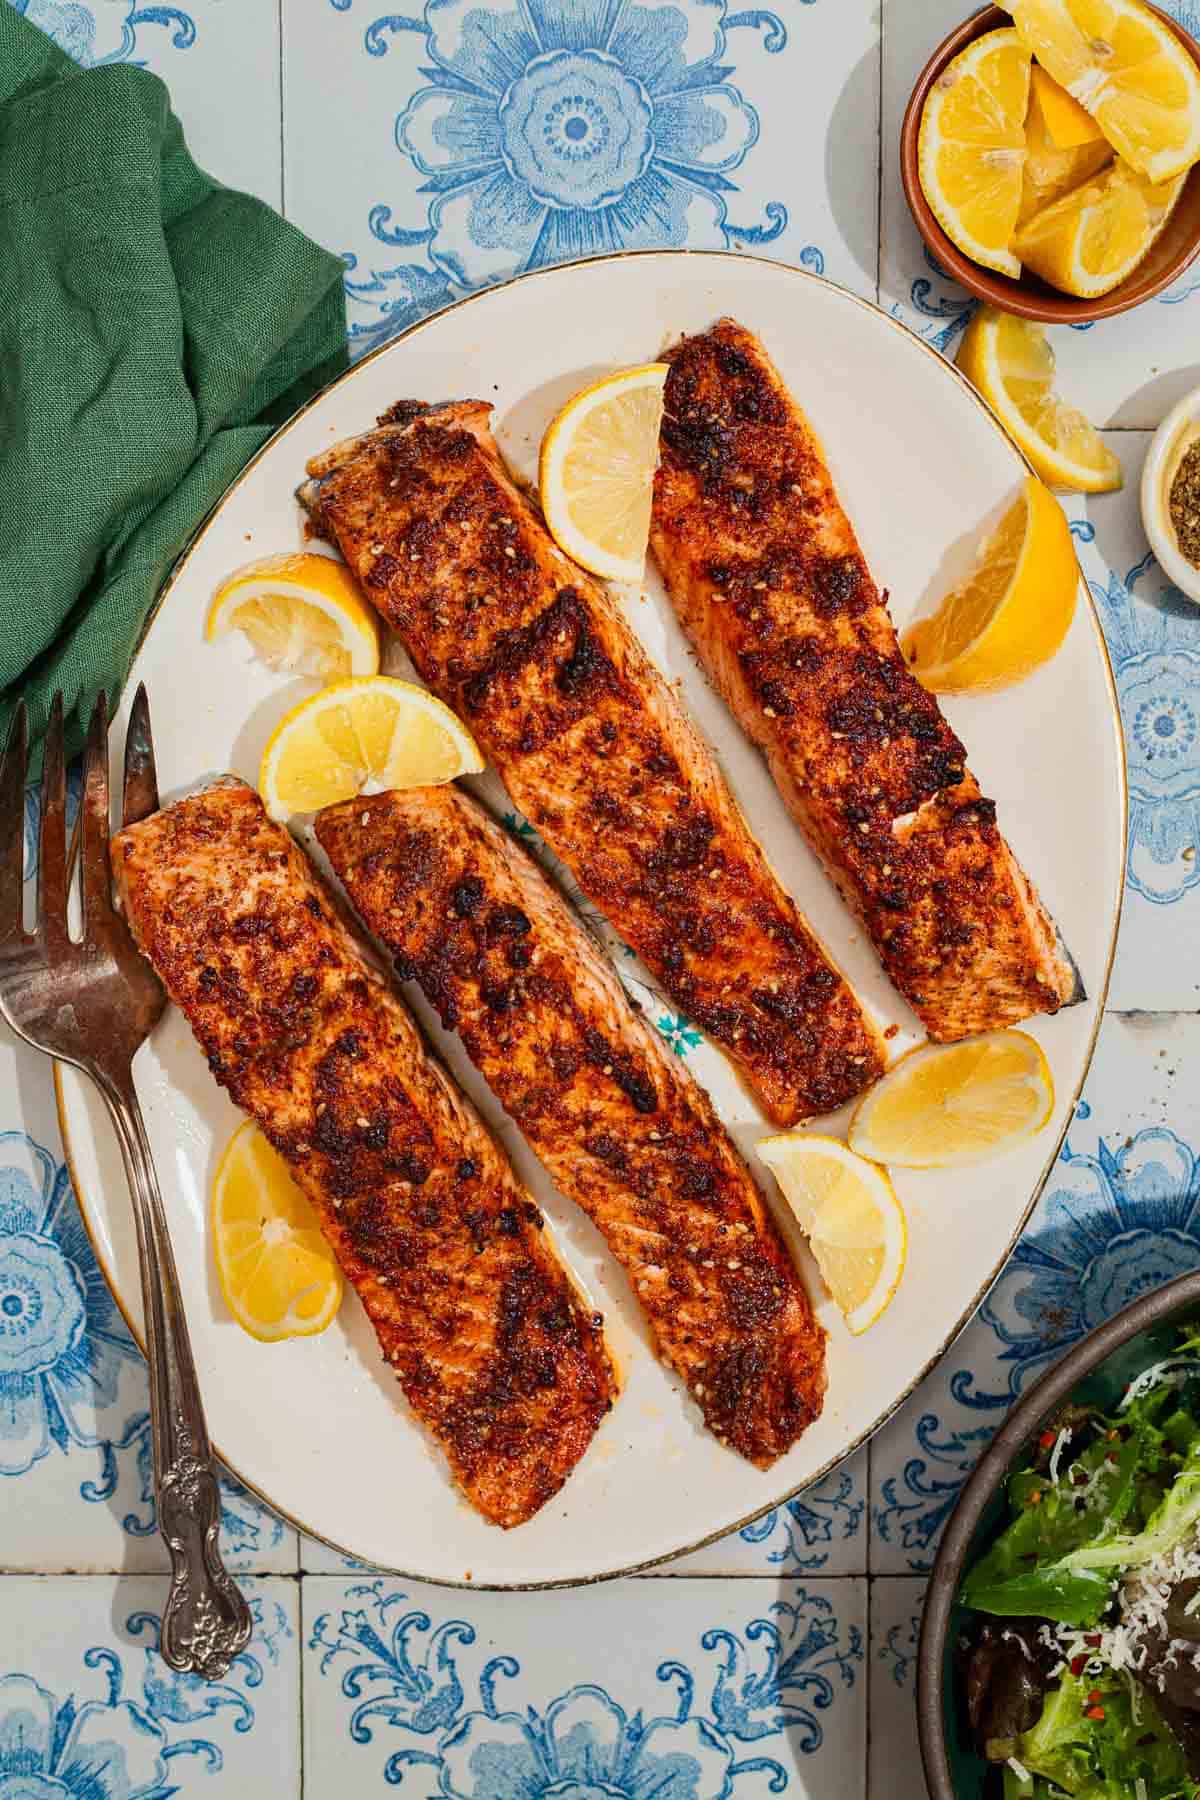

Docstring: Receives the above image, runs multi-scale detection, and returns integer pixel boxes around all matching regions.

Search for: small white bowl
[1141,382,1200,605]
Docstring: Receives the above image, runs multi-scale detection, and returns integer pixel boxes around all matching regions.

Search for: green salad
[958,1327,1200,1799]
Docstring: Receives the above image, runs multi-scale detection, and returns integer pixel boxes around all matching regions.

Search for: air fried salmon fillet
[318,786,826,1465]
[299,402,885,1124]
[650,319,1079,1041]
[111,779,615,1527]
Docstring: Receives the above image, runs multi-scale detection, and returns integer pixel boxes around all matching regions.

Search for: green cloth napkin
[0,8,349,759]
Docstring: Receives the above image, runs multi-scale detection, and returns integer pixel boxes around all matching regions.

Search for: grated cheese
[1118,1359,1197,1412]
[1007,1758,1032,1784]
[1048,1425,1073,1487]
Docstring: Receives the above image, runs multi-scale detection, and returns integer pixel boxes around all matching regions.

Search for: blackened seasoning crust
[318,785,827,1466]
[110,779,614,1528]
[299,400,886,1124]
[651,318,1080,1039]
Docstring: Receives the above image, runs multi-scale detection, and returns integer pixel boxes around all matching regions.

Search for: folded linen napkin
[0,8,349,756]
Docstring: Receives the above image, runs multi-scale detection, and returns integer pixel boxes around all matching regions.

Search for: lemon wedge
[206,552,380,680]
[259,675,484,822]
[1015,155,1186,296]
[902,475,1078,692]
[957,307,1122,493]
[757,1135,907,1335]
[1021,66,1113,221]
[847,1032,1054,1169]
[918,27,1032,278]
[539,363,668,582]
[211,1122,343,1342]
[1000,0,1200,183]
[1030,63,1107,149]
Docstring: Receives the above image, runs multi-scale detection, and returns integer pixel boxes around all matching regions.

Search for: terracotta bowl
[900,3,1200,323]
[916,1269,1200,1799]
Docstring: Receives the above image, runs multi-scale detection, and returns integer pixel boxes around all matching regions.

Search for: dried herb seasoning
[1169,438,1200,569]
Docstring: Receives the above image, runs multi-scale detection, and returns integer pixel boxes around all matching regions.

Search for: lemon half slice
[848,1032,1054,1169]
[957,307,1122,493]
[259,675,484,821]
[211,1122,343,1342]
[206,552,380,680]
[902,475,1078,692]
[1001,0,1200,183]
[1015,156,1186,297]
[757,1135,907,1335]
[918,27,1032,278]
[539,363,668,582]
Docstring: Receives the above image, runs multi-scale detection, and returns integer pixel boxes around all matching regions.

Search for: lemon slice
[1000,0,1200,182]
[259,675,484,822]
[918,27,1032,278]
[1014,155,1186,296]
[206,552,380,680]
[957,307,1122,493]
[847,1032,1054,1169]
[902,475,1078,692]
[211,1122,343,1342]
[757,1135,906,1335]
[539,363,668,582]
[1021,67,1113,222]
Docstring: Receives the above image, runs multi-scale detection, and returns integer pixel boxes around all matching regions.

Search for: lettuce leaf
[1002,1671,1199,1799]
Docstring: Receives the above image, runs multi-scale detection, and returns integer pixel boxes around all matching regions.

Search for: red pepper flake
[1086,1705,1106,1722]
[1085,1634,1102,1647]
[1088,1689,1102,1704]
[1028,1489,1042,1505]
[1107,1429,1120,1442]
[1039,1430,1057,1449]
[1106,1452,1119,1465]
[1070,1655,1087,1677]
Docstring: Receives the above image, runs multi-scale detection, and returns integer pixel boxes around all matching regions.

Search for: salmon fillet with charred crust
[650,318,1080,1042]
[318,786,826,1465]
[298,403,885,1125]
[110,779,615,1528]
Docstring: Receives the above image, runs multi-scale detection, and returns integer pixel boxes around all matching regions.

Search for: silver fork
[0,685,252,1680]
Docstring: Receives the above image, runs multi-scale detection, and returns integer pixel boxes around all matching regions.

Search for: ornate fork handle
[101,1065,252,1680]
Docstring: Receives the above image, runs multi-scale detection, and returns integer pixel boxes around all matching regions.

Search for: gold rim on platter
[55,247,1128,1588]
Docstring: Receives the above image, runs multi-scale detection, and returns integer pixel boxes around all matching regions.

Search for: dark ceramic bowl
[900,4,1200,324]
[917,1269,1200,1798]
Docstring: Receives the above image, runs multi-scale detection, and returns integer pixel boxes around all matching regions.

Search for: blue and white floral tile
[0,1574,299,1798]
[282,0,877,361]
[870,1008,1200,1573]
[0,1031,297,1574]
[6,0,284,208]
[302,1573,866,1797]
[668,1447,869,1576]
[878,0,1200,427]
[1071,436,1200,1009]
[868,1578,928,1800]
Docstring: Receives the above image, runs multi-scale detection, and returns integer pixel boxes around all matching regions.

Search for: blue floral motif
[738,1467,864,1570]
[1089,555,1200,903]
[875,1124,1200,1568]
[876,1610,920,1690]
[874,1414,997,1571]
[7,0,197,66]
[309,1578,861,1789]
[655,1013,703,1057]
[0,1131,145,1483]
[963,1124,1200,1406]
[0,1594,286,1798]
[336,0,807,350]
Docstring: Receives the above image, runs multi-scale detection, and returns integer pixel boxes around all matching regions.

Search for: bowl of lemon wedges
[901,0,1200,324]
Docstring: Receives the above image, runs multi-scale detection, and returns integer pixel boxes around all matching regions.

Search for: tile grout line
[278,0,286,217]
[298,1573,307,1800]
